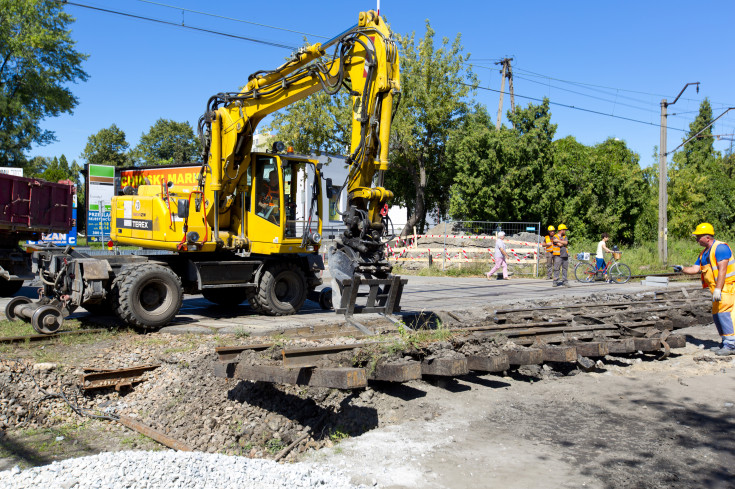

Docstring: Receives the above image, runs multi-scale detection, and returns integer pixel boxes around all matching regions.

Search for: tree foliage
[667,98,734,238]
[448,100,556,224]
[0,0,88,165]
[80,124,131,167]
[133,118,200,166]
[267,91,351,156]
[387,22,477,234]
[448,100,648,244]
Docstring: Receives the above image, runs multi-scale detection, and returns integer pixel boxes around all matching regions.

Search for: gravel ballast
[0,450,367,489]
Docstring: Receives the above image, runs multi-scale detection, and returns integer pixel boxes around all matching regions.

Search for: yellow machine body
[111,10,399,261]
[111,154,323,256]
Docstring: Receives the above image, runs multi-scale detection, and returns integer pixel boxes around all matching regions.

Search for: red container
[0,173,74,235]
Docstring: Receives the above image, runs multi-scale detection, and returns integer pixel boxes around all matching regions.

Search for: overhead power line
[59,1,735,136]
[466,82,689,133]
[60,1,298,50]
[132,0,327,39]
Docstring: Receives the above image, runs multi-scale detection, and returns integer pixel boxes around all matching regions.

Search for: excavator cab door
[248,154,321,255]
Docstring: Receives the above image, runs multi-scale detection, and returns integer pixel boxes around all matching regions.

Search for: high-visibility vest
[261,183,279,206]
[699,240,735,290]
[543,235,555,253]
[550,235,561,256]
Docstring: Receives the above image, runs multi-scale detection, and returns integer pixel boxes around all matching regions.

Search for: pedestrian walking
[542,226,556,279]
[486,231,511,280]
[674,223,735,355]
[552,224,569,287]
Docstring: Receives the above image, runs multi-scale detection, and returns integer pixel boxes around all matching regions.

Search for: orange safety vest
[699,240,735,291]
[550,234,561,256]
[261,183,279,206]
[543,235,555,253]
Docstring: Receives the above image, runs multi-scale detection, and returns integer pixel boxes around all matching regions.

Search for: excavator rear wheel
[111,264,183,329]
[202,287,249,307]
[256,262,307,316]
[245,288,265,314]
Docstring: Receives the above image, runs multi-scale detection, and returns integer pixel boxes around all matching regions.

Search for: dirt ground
[309,321,735,489]
[2,316,734,488]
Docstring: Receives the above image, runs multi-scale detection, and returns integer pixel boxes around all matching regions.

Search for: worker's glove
[713,288,722,302]
[672,265,683,273]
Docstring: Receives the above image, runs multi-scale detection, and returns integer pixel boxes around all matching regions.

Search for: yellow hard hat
[547,225,555,231]
[557,224,568,230]
[692,222,714,236]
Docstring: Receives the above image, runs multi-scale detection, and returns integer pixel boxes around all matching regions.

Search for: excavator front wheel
[112,264,183,329]
[256,262,307,316]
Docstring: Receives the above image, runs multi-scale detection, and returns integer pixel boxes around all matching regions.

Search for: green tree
[667,99,731,238]
[448,100,556,223]
[0,0,88,165]
[133,118,200,166]
[566,138,647,243]
[388,22,477,234]
[80,124,131,167]
[267,91,352,156]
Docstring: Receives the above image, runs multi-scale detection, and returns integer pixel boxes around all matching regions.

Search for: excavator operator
[258,170,280,224]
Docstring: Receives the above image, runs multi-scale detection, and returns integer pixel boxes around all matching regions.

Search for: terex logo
[117,218,152,231]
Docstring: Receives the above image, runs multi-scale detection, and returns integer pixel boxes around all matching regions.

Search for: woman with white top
[486,231,511,280]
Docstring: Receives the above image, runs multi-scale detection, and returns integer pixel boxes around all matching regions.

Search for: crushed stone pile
[0,450,367,489]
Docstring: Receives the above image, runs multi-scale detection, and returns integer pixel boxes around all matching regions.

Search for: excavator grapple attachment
[334,275,407,316]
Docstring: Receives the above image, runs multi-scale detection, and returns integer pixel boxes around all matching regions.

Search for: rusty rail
[80,364,160,391]
[117,415,192,451]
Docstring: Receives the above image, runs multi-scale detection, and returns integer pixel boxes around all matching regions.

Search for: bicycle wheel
[574,262,596,283]
[608,263,631,284]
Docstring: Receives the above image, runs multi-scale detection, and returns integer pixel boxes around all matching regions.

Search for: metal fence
[387,220,543,276]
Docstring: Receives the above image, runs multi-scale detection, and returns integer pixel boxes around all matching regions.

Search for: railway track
[215,288,709,389]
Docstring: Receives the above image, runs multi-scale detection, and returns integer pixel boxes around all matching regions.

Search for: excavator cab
[247,153,322,255]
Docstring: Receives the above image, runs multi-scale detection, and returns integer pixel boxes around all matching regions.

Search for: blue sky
[32,0,735,168]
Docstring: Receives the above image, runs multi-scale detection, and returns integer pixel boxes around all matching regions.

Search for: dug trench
[1,289,734,489]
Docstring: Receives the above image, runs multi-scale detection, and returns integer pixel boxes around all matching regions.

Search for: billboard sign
[0,167,23,177]
[119,165,200,190]
[87,164,114,242]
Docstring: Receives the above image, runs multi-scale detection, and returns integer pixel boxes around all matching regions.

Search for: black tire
[256,262,307,316]
[608,263,631,284]
[111,264,183,329]
[202,287,249,307]
[574,262,596,283]
[245,288,265,313]
[0,278,23,297]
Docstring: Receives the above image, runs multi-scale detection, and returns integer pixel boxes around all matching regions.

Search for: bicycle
[574,250,631,284]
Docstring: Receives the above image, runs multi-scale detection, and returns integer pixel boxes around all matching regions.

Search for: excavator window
[283,160,319,239]
[255,156,280,225]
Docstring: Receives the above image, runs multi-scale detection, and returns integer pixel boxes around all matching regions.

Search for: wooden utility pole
[495,58,513,129]
[658,99,667,265]
[658,82,700,265]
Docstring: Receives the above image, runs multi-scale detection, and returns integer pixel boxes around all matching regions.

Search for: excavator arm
[199,10,403,317]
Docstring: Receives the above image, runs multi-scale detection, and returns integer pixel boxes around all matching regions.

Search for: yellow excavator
[7,10,405,334]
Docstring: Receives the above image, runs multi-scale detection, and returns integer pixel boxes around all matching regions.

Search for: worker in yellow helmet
[552,224,569,287]
[542,225,556,279]
[674,223,735,355]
